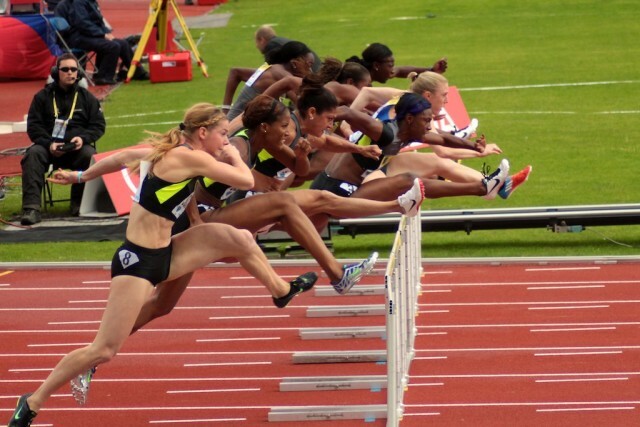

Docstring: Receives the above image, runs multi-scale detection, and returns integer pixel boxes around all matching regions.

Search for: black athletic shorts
[111,239,172,286]
[310,171,359,197]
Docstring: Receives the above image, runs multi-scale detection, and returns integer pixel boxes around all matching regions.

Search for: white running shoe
[483,159,510,200]
[453,118,479,139]
[397,178,425,217]
[331,252,379,294]
[71,366,96,405]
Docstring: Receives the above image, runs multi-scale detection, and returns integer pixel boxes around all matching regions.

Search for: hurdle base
[306,304,385,317]
[292,350,386,364]
[279,375,387,391]
[268,404,387,422]
[299,326,385,340]
[314,284,385,297]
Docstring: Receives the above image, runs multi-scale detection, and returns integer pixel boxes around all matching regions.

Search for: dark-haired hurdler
[346,42,448,84]
[311,92,512,204]
[224,40,315,120]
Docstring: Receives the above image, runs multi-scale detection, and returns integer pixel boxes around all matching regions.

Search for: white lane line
[418,300,640,307]
[419,322,640,329]
[527,285,605,290]
[470,110,640,115]
[536,407,635,413]
[150,419,247,424]
[411,372,640,379]
[28,343,89,348]
[596,110,640,114]
[402,412,441,416]
[418,310,450,314]
[231,275,298,280]
[461,79,640,92]
[408,383,444,387]
[535,377,628,383]
[9,368,53,373]
[415,345,640,353]
[413,356,447,361]
[177,305,294,309]
[528,305,609,310]
[68,300,107,304]
[185,362,271,367]
[0,287,111,291]
[82,280,110,284]
[530,326,616,332]
[48,320,101,325]
[0,284,9,287]
[424,290,452,293]
[417,332,448,336]
[0,350,296,358]
[208,315,290,320]
[424,280,640,287]
[7,405,270,411]
[107,121,180,129]
[420,300,640,307]
[424,271,452,275]
[185,286,264,289]
[167,388,259,394]
[535,351,623,357]
[525,267,601,272]
[220,295,271,299]
[405,400,640,408]
[196,337,280,343]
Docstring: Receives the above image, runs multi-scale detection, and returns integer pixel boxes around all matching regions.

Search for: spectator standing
[63,0,149,85]
[20,53,105,225]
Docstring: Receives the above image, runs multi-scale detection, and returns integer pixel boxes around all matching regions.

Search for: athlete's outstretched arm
[48,147,151,184]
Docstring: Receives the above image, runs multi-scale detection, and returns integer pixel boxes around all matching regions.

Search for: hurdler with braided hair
[7,103,318,427]
[346,42,448,84]
[224,41,315,120]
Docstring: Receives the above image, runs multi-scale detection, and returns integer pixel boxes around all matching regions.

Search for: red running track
[0,259,639,426]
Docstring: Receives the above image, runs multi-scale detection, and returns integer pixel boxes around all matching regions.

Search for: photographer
[20,53,105,225]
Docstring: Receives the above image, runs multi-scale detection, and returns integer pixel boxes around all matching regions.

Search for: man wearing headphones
[20,53,106,225]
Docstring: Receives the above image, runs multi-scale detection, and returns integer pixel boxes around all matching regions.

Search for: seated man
[61,0,148,85]
[254,24,321,72]
[20,53,106,225]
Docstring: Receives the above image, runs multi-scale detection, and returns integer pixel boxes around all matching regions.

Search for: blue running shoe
[331,252,379,294]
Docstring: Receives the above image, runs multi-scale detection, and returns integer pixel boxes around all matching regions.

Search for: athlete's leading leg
[203,192,344,282]
[25,276,154,413]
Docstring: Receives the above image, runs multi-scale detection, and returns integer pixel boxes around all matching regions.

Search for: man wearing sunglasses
[20,53,106,225]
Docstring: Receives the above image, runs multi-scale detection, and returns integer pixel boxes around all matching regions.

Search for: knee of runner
[236,228,256,250]
[90,345,119,365]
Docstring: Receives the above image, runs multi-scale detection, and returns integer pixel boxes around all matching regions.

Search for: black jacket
[67,0,110,39]
[26,82,106,149]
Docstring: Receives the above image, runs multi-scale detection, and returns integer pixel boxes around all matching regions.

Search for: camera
[56,142,76,152]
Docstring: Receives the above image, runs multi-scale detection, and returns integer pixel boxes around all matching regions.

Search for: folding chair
[42,164,70,210]
[46,15,98,85]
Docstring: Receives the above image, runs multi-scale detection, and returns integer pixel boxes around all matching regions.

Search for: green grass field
[1,0,639,260]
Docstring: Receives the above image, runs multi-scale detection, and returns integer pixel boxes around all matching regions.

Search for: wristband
[77,171,83,183]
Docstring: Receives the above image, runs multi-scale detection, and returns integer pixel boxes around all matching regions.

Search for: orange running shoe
[499,165,532,199]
